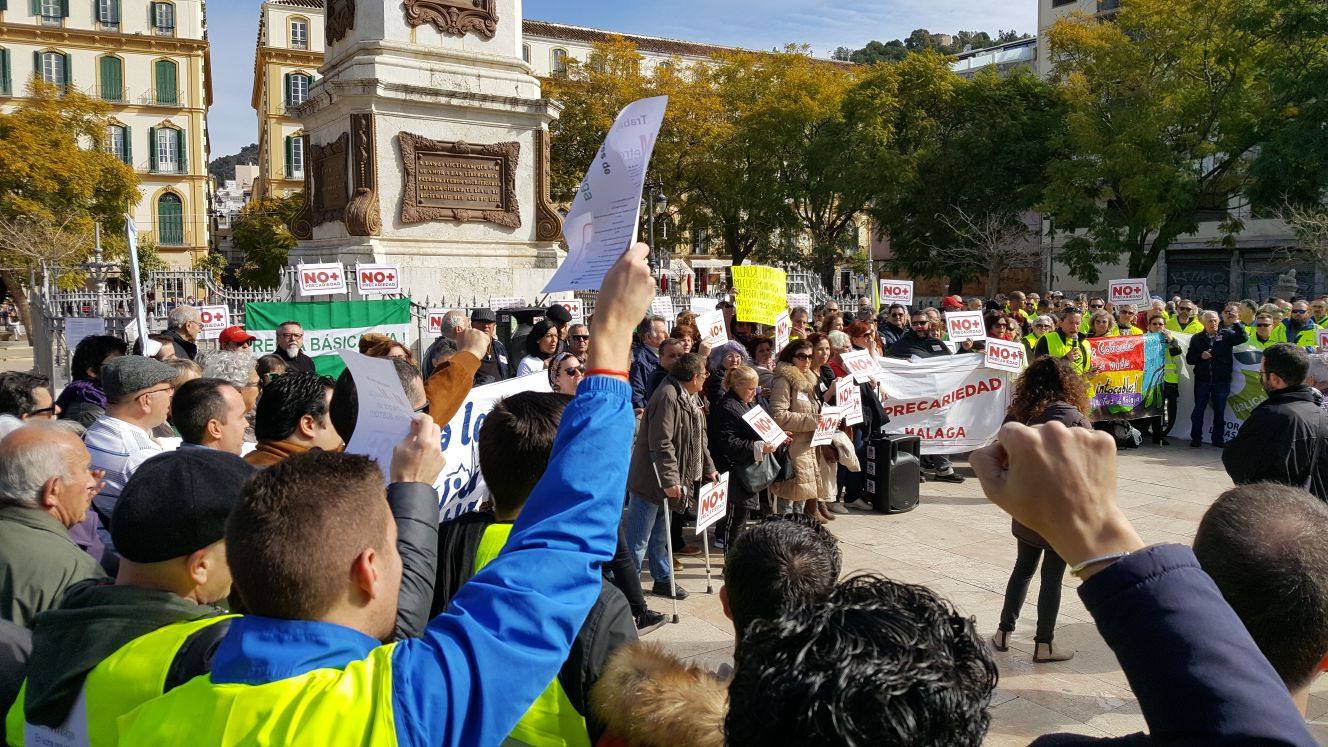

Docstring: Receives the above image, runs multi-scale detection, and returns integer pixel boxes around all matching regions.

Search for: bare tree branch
[0,214,95,275]
[930,207,1040,296]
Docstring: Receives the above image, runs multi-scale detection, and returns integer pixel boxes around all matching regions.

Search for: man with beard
[1223,343,1328,502]
[273,321,317,374]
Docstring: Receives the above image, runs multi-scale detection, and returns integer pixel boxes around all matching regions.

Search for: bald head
[0,422,96,527]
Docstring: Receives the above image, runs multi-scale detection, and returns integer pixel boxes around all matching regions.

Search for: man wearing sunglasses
[1166,302,1204,335]
[887,312,964,483]
[1283,301,1319,349]
[877,304,909,349]
[0,372,58,435]
[1248,313,1281,350]
[567,324,591,361]
[1023,316,1054,356]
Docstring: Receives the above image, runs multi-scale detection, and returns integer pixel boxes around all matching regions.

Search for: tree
[234,194,303,287]
[1041,0,1326,282]
[0,81,140,327]
[929,208,1041,296]
[1279,205,1328,276]
[192,251,228,283]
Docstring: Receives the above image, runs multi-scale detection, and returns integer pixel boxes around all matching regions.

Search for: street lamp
[643,180,668,282]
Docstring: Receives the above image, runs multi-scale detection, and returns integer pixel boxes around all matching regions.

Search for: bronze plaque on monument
[318,150,350,214]
[399,132,520,227]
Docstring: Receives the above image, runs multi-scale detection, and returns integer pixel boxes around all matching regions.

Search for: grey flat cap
[471,308,497,323]
[102,355,179,400]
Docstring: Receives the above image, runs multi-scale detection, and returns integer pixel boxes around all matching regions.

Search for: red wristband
[585,368,630,380]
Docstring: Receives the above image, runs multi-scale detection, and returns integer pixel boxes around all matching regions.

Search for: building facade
[251,0,323,200]
[0,0,212,268]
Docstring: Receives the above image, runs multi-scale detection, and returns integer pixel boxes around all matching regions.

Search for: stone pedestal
[290,0,565,301]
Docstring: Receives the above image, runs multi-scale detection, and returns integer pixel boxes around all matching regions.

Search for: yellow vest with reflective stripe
[1166,317,1203,334]
[475,524,592,747]
[1248,334,1279,350]
[6,614,236,747]
[115,642,401,746]
[1042,331,1091,375]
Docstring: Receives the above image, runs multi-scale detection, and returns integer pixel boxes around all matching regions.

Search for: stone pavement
[645,442,1328,745]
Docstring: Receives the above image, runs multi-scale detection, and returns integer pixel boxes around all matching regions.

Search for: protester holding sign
[768,340,829,518]
[708,366,781,549]
[1033,309,1091,376]
[886,311,965,483]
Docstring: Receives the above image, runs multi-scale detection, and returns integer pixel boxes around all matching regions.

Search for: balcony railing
[140,91,184,107]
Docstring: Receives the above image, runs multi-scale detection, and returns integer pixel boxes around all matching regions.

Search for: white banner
[835,376,864,426]
[839,349,880,383]
[696,309,728,347]
[695,473,730,534]
[435,372,553,521]
[198,305,229,340]
[489,297,526,311]
[250,323,410,360]
[690,297,719,314]
[356,263,402,294]
[553,299,586,325]
[876,355,1013,454]
[297,263,348,297]
[879,279,914,307]
[787,293,811,313]
[945,310,986,342]
[426,309,449,337]
[774,311,791,355]
[650,296,677,323]
[741,405,786,447]
[340,351,415,482]
[984,338,1026,373]
[811,405,844,447]
[1108,278,1149,307]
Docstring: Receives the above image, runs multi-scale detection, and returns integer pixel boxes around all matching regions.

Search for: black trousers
[1162,382,1180,437]
[998,540,1067,644]
[607,522,648,617]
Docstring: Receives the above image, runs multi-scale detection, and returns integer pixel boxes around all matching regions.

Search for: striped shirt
[84,416,171,555]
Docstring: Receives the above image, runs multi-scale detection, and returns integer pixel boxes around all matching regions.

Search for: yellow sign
[731,265,788,325]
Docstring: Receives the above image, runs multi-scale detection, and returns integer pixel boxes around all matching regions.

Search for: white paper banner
[945,310,986,342]
[835,376,864,426]
[340,351,415,482]
[650,297,677,323]
[426,309,449,337]
[839,349,881,383]
[879,279,914,307]
[695,473,730,534]
[741,405,786,447]
[787,293,811,313]
[489,297,526,311]
[543,96,669,293]
[64,317,106,357]
[984,338,1026,373]
[198,305,229,340]
[298,262,348,297]
[696,309,729,347]
[1108,278,1149,307]
[356,263,402,294]
[876,355,1013,454]
[690,297,719,314]
[553,299,585,325]
[774,311,791,354]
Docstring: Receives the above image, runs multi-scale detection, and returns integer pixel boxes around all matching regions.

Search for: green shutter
[61,52,71,90]
[123,124,132,166]
[32,51,40,82]
[176,128,186,173]
[284,136,293,178]
[283,73,292,107]
[157,194,183,245]
[148,1,154,26]
[99,56,121,101]
[148,125,157,171]
[31,0,40,15]
[155,60,176,104]
[0,50,10,96]
[59,0,68,16]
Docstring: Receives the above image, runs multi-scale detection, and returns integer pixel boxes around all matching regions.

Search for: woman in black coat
[708,365,779,549]
[992,356,1092,664]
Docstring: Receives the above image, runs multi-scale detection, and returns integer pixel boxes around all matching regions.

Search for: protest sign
[839,348,881,383]
[774,311,791,354]
[879,279,914,307]
[489,297,525,311]
[696,309,729,347]
[355,263,401,294]
[835,376,864,426]
[435,372,553,520]
[1319,328,1328,350]
[811,405,845,447]
[426,308,449,337]
[691,297,719,313]
[650,296,676,323]
[1108,279,1150,307]
[1086,335,1164,420]
[787,293,811,314]
[945,310,986,342]
[197,305,229,341]
[984,338,1025,373]
[731,265,788,325]
[297,262,348,297]
[552,299,585,325]
[876,355,1012,454]
[340,351,415,482]
[247,299,411,378]
[741,405,786,448]
[543,96,669,293]
[695,474,730,534]
[64,317,105,357]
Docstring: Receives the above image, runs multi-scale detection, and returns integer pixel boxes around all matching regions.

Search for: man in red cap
[940,295,965,312]
[219,326,257,352]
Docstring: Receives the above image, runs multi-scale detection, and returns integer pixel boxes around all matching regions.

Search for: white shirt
[516,355,547,376]
[84,416,175,548]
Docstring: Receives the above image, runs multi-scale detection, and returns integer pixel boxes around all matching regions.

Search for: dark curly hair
[1005,356,1090,424]
[726,573,998,746]
[254,372,335,442]
[71,335,127,381]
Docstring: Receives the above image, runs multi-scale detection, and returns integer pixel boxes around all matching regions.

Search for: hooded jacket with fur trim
[590,643,727,747]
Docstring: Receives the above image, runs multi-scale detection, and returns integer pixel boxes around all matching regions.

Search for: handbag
[773,444,796,482]
[735,452,780,494]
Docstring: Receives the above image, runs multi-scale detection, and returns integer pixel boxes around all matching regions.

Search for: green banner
[246,299,412,378]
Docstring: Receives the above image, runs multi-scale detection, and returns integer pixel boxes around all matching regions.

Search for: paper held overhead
[542,96,669,293]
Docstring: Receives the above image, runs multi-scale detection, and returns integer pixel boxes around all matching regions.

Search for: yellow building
[0,0,212,267]
[252,0,323,199]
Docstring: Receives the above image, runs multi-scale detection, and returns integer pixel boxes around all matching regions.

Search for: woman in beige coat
[768,339,826,519]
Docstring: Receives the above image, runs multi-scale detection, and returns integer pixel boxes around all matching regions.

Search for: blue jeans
[1190,380,1230,445]
[625,493,672,585]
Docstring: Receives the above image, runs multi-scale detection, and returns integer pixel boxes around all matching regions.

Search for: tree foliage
[837,28,1032,64]
[234,194,303,288]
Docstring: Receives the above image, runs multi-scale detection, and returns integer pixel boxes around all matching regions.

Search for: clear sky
[206,0,1036,158]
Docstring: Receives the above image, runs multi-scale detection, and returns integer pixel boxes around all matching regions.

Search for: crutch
[699,519,715,594]
[652,463,681,624]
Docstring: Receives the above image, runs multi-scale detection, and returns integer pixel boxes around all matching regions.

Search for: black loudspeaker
[863,434,922,514]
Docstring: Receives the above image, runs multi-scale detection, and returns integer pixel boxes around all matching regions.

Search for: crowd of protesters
[0,250,1324,745]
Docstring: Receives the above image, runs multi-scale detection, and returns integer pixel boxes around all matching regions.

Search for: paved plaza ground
[647,441,1328,745]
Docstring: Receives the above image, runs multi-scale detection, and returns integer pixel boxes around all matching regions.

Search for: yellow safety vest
[1116,325,1143,336]
[475,524,591,747]
[1041,331,1092,376]
[6,615,235,747]
[1166,317,1204,334]
[1163,335,1182,384]
[1285,324,1319,348]
[1248,334,1279,350]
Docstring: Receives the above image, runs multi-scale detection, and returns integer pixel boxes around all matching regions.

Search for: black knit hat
[111,449,255,563]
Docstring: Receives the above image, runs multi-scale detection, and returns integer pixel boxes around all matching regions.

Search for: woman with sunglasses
[1146,314,1184,445]
[768,339,828,523]
[986,315,1019,342]
[1024,316,1054,356]
[548,351,584,396]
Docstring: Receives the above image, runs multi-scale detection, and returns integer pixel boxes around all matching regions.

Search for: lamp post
[643,180,668,284]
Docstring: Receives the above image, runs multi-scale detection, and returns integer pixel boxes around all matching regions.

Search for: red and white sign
[197,305,229,340]
[984,338,1026,373]
[553,299,586,325]
[741,405,787,448]
[879,279,914,306]
[811,405,845,447]
[355,263,402,294]
[945,310,986,342]
[835,376,864,426]
[774,310,791,354]
[298,262,348,297]
[839,348,881,383]
[426,308,449,336]
[1108,278,1150,307]
[695,473,730,534]
[1318,328,1328,350]
[651,296,676,323]
[489,297,526,311]
[696,309,729,347]
[787,293,811,313]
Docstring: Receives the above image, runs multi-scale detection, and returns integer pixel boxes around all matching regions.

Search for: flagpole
[126,216,148,346]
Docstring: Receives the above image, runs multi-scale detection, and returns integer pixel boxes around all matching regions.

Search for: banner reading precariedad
[246,299,411,378]
[731,265,788,325]
[1085,335,1164,421]
[876,355,1012,454]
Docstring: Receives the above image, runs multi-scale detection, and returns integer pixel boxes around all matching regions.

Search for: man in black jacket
[1185,310,1247,447]
[887,311,963,483]
[1223,343,1328,501]
[273,321,317,374]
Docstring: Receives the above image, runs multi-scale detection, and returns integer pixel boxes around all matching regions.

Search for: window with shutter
[289,73,309,107]
[0,50,10,97]
[156,128,177,173]
[291,136,304,178]
[155,59,177,105]
[99,56,122,102]
[39,51,66,88]
[97,0,120,29]
[176,128,187,173]
[105,125,126,162]
[123,125,133,166]
[153,2,174,35]
[39,0,61,24]
[157,193,183,246]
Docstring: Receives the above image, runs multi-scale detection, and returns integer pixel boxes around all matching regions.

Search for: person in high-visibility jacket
[1034,309,1091,376]
[1080,299,1106,334]
[1248,313,1282,350]
[1114,306,1143,336]
[1311,298,1328,329]
[117,245,654,747]
[1023,315,1054,356]
[1283,301,1320,348]
[1166,303,1204,335]
[1146,314,1184,443]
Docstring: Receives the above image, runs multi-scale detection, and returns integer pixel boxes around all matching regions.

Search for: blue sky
[206,1,1035,157]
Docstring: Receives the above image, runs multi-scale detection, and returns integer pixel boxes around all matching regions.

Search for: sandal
[1033,642,1075,663]
[990,630,1010,652]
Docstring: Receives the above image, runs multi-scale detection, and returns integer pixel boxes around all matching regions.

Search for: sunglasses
[792,353,813,360]
[1293,309,1309,314]
[910,321,930,327]
[1149,322,1165,327]
[560,366,584,377]
[570,335,590,342]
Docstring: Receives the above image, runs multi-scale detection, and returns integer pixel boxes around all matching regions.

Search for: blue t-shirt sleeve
[390,376,633,747]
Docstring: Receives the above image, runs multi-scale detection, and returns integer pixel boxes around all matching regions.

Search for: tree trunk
[1,271,34,342]
[986,263,1001,298]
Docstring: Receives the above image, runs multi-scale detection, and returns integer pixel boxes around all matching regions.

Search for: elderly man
[273,320,317,374]
[423,310,469,377]
[0,422,105,627]
[83,356,179,570]
[1186,310,1248,447]
[218,326,256,352]
[160,306,201,361]
[567,323,591,361]
[471,308,512,385]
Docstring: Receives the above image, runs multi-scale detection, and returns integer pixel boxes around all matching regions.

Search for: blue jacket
[1184,325,1247,386]
[1031,545,1315,746]
[628,343,660,410]
[194,376,634,747]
